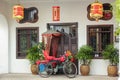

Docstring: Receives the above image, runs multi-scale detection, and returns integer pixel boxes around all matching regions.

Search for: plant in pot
[75,45,94,76]
[26,42,44,74]
[102,44,119,77]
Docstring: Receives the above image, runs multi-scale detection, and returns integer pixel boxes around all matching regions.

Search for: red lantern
[13,4,24,20]
[52,6,60,21]
[90,0,103,21]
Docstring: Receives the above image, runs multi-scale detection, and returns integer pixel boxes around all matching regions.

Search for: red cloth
[36,60,48,65]
[42,50,65,62]
[43,50,55,60]
[36,60,41,65]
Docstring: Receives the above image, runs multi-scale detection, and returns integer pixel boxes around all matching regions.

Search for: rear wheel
[63,62,77,78]
[38,62,53,78]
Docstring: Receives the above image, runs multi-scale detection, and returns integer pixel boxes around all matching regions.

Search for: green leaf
[26,42,44,64]
[102,44,119,65]
[75,45,94,65]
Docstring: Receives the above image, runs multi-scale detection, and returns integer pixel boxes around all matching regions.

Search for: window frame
[16,27,39,59]
[87,24,113,59]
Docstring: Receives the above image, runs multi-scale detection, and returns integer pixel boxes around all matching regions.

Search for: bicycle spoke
[63,62,77,78]
[38,63,53,78]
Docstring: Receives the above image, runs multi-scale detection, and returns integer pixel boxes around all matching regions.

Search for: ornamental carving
[87,3,113,21]
[18,7,39,23]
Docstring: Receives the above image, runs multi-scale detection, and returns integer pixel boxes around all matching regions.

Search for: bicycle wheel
[63,62,77,78]
[38,62,53,78]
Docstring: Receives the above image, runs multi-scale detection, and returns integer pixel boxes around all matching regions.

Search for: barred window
[16,27,39,59]
[87,25,113,58]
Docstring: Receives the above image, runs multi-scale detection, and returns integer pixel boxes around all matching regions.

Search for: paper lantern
[90,0,103,21]
[13,4,24,20]
[52,6,60,21]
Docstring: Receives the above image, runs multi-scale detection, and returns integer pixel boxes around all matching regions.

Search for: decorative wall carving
[18,7,39,23]
[87,3,113,21]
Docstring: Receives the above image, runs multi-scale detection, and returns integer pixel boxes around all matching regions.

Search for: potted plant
[75,45,94,76]
[102,44,119,77]
[26,42,44,74]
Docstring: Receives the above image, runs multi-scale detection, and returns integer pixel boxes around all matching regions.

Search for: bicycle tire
[38,62,53,78]
[63,62,77,78]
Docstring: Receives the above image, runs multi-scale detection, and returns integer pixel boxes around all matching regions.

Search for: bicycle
[36,50,77,78]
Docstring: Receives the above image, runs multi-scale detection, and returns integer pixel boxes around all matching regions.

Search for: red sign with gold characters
[52,6,60,21]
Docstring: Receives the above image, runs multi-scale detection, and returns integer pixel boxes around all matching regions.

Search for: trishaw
[36,50,77,78]
[37,29,77,78]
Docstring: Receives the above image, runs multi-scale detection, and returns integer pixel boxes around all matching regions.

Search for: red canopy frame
[42,30,61,57]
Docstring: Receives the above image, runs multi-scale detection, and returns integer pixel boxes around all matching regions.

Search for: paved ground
[0,73,118,80]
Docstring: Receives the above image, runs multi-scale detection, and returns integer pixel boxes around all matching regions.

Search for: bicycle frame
[37,50,77,78]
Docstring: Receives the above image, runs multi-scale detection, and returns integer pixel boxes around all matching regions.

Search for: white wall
[0,1,9,74]
[8,0,117,75]
[90,59,109,75]
[0,14,8,73]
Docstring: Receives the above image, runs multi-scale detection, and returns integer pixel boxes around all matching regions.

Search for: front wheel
[38,62,53,78]
[63,62,77,78]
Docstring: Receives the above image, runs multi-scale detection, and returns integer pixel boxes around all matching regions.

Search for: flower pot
[80,65,90,76]
[107,65,118,77]
[31,64,38,75]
